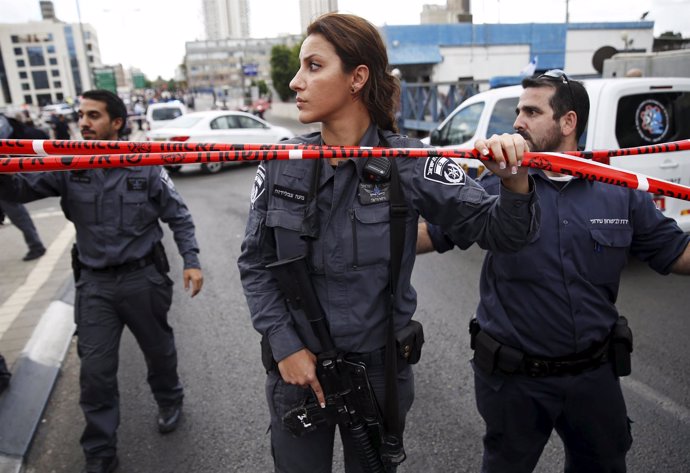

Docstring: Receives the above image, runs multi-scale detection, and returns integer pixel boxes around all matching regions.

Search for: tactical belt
[82,254,155,274]
[471,322,609,377]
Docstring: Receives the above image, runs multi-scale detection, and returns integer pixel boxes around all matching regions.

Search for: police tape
[1,138,690,161]
[1,147,689,202]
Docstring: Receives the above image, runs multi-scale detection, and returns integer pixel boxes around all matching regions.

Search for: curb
[0,278,75,473]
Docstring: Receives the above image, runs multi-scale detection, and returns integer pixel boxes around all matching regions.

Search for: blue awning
[388,45,443,66]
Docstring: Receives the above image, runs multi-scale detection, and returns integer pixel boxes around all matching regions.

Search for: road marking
[29,209,64,220]
[0,222,75,335]
[622,376,690,425]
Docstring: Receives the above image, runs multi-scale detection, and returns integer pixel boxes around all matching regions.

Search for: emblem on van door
[635,99,669,143]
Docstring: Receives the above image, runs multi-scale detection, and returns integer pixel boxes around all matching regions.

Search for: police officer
[0,114,47,261]
[419,72,690,472]
[0,90,204,473]
[237,13,539,473]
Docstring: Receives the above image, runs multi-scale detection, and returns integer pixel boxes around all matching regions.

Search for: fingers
[183,269,204,297]
[475,133,527,175]
[277,348,326,407]
[310,378,326,409]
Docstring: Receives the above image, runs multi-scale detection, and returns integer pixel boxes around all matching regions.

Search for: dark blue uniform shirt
[429,169,689,358]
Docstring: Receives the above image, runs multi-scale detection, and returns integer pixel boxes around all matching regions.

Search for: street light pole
[75,0,93,90]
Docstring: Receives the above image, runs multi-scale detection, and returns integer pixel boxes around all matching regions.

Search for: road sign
[242,63,258,77]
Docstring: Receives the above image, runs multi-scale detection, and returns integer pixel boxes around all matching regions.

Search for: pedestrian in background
[238,13,538,473]
[0,114,47,261]
[0,90,204,473]
[53,113,71,140]
[418,71,690,473]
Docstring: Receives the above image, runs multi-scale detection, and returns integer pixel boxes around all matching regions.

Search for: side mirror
[429,129,442,146]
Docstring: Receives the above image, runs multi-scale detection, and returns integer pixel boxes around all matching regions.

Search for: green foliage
[270,42,301,102]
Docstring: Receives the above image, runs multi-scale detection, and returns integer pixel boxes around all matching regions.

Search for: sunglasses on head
[538,69,576,110]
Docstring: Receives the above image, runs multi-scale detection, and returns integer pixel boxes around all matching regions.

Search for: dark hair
[81,89,128,137]
[307,13,399,132]
[521,75,590,140]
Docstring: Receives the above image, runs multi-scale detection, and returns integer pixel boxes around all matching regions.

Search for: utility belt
[72,241,169,281]
[469,317,633,377]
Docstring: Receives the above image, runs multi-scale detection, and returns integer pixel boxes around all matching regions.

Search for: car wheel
[201,162,223,174]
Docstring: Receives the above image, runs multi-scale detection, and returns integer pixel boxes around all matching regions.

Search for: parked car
[424,77,690,232]
[146,110,295,174]
[40,103,76,123]
[145,101,186,131]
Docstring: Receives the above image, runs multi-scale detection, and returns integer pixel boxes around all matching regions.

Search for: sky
[1,0,688,79]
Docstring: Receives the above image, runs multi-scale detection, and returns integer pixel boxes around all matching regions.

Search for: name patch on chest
[69,173,91,184]
[127,177,148,191]
[358,182,390,204]
[273,185,307,203]
[424,156,466,186]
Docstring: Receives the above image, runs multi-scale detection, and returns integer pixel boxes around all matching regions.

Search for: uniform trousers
[266,357,415,473]
[474,362,632,473]
[0,199,44,252]
[75,264,183,459]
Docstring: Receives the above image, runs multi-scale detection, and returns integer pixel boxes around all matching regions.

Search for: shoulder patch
[423,156,466,186]
[250,163,266,208]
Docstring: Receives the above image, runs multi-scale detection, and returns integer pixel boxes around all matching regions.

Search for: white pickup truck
[426,77,690,232]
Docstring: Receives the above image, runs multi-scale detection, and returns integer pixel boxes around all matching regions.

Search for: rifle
[266,254,397,472]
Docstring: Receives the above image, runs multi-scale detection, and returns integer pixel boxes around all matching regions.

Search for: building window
[19,71,28,79]
[53,81,62,88]
[24,94,33,104]
[11,35,19,43]
[32,70,50,89]
[27,46,46,66]
[47,45,56,54]
[56,92,64,101]
[37,93,52,106]
[49,57,58,65]
[51,70,60,77]
[47,33,54,41]
[88,55,94,63]
[17,59,25,68]
[14,47,23,55]
[22,83,30,91]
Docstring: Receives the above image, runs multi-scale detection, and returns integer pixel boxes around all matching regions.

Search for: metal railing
[399,80,479,135]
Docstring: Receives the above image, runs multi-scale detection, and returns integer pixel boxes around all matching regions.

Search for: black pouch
[260,335,276,373]
[70,243,81,282]
[473,331,501,374]
[609,316,633,377]
[152,241,170,274]
[396,320,424,364]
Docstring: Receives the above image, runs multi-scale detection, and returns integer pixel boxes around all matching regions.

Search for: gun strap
[384,152,406,442]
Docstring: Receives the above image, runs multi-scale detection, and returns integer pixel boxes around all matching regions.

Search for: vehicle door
[591,80,690,232]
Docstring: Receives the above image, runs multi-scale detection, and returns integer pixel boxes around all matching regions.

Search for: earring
[351,86,357,94]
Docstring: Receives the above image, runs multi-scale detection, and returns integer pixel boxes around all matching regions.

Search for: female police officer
[237,13,538,473]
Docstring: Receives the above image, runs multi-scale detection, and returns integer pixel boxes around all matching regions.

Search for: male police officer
[419,72,690,472]
[0,90,203,473]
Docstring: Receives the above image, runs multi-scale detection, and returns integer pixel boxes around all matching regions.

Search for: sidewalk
[0,200,76,473]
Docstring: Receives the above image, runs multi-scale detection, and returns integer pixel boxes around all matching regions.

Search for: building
[203,0,250,40]
[421,0,472,24]
[185,35,302,104]
[0,18,101,108]
[299,0,338,33]
[382,21,654,85]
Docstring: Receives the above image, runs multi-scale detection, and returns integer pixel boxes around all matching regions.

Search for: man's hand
[183,268,203,297]
[278,348,326,408]
[475,133,530,194]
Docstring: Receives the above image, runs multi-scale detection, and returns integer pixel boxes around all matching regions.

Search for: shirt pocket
[120,193,157,234]
[65,192,99,225]
[266,208,308,260]
[586,226,633,283]
[348,205,390,269]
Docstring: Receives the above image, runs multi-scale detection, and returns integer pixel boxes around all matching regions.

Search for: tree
[270,43,301,102]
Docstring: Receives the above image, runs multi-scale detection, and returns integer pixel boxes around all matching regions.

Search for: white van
[145,101,186,130]
[426,77,690,232]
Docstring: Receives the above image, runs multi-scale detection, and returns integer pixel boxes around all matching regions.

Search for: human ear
[351,65,370,94]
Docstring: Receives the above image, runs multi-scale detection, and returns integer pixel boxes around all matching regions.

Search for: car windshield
[164,115,203,129]
[152,108,183,121]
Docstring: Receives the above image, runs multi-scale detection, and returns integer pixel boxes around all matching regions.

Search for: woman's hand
[278,348,326,408]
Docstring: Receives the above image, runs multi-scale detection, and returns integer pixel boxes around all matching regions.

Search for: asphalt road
[23,163,690,473]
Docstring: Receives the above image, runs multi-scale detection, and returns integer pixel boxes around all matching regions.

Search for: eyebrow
[516,105,542,115]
